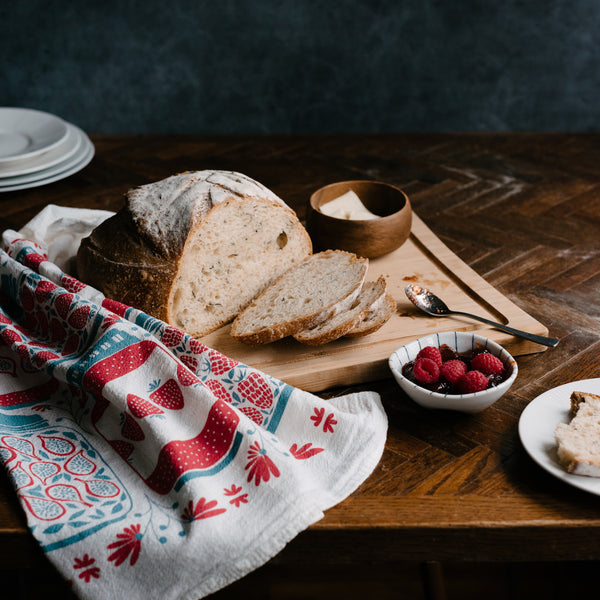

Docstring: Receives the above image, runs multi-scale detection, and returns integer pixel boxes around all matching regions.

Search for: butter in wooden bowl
[306,180,412,258]
[318,190,381,221]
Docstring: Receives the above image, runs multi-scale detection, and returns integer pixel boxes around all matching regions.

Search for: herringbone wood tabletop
[0,133,599,598]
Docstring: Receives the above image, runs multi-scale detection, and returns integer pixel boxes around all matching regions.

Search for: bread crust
[294,310,366,346]
[76,208,176,321]
[345,293,396,338]
[294,276,388,345]
[230,287,358,346]
[569,390,595,418]
[126,170,289,258]
[555,391,600,476]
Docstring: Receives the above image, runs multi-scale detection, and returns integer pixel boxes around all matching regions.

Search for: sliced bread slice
[294,276,387,345]
[554,391,600,477]
[230,250,368,345]
[345,292,396,338]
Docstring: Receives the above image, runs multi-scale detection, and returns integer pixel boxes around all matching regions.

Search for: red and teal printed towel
[0,206,387,600]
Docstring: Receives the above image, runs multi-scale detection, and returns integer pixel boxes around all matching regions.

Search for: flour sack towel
[0,206,387,600]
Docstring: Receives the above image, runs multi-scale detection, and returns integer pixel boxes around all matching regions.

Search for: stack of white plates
[0,107,94,192]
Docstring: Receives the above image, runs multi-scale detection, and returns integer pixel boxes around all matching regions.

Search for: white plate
[0,126,90,187]
[519,378,600,496]
[0,123,82,177]
[0,138,94,192]
[0,108,68,163]
[0,125,75,173]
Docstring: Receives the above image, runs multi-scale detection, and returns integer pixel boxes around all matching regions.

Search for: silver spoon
[405,284,559,348]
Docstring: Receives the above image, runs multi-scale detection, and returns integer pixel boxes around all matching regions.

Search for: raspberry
[412,357,440,384]
[457,370,489,394]
[471,352,504,376]
[416,346,442,367]
[440,359,467,385]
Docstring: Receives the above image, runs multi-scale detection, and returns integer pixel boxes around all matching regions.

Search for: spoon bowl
[405,284,559,348]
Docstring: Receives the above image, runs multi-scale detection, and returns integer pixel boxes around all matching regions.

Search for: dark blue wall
[3,0,599,134]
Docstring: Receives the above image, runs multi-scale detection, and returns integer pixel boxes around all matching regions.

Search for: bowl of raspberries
[388,332,518,413]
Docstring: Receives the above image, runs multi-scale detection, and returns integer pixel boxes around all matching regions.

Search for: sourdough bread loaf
[230,250,368,345]
[293,276,387,345]
[554,391,600,477]
[76,171,312,337]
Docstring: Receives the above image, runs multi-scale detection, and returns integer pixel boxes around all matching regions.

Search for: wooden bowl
[306,180,412,258]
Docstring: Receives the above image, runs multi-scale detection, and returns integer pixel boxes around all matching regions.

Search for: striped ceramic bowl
[388,331,518,414]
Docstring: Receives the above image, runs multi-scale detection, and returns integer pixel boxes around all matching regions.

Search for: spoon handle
[449,311,560,348]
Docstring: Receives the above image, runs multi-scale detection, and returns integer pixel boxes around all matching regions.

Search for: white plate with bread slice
[519,378,600,496]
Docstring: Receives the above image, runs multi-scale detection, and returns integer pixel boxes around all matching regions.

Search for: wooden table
[1,134,599,599]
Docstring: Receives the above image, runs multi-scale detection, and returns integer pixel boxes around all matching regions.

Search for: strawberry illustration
[239,405,263,425]
[238,372,273,409]
[208,349,238,376]
[127,393,164,418]
[21,285,34,312]
[204,379,233,404]
[68,305,91,329]
[17,345,31,362]
[61,274,86,293]
[55,293,74,320]
[162,326,185,348]
[180,355,199,372]
[49,318,67,342]
[149,378,184,410]
[23,252,45,270]
[121,413,145,441]
[2,328,22,345]
[110,439,135,460]
[35,280,58,303]
[176,364,200,387]
[34,350,60,368]
[189,339,209,355]
[62,334,80,356]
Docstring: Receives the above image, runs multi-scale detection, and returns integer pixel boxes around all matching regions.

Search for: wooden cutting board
[201,213,550,392]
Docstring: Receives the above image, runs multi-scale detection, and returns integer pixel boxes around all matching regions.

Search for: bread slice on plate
[294,276,388,345]
[345,291,396,338]
[77,171,312,337]
[555,391,600,477]
[230,250,368,345]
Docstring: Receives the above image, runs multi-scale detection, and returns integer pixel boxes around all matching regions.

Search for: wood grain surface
[0,133,599,597]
